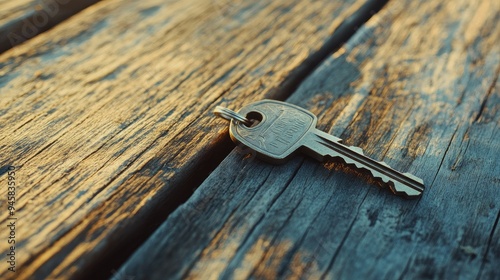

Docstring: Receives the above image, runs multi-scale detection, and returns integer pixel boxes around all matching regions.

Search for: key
[214,99,424,198]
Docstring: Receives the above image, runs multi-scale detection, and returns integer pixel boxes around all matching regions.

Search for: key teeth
[342,157,389,183]
[338,157,423,198]
[390,181,423,198]
[385,173,423,198]
[373,172,421,198]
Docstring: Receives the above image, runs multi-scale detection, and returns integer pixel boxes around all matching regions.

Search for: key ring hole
[244,111,263,127]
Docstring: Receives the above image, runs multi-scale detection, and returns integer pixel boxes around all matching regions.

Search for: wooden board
[0,0,378,278]
[116,0,500,279]
[0,0,101,53]
[0,0,38,27]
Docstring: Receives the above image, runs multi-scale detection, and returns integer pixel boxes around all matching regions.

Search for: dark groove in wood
[320,190,370,279]
[271,0,389,102]
[477,209,500,280]
[474,65,499,123]
[86,135,237,280]
[429,126,458,188]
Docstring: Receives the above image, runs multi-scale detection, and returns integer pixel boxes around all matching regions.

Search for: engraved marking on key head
[229,99,317,163]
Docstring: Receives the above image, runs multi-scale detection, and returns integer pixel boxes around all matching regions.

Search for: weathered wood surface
[0,0,380,279]
[0,0,37,28]
[117,0,500,279]
[0,0,101,53]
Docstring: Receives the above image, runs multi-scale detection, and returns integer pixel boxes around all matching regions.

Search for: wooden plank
[0,0,102,53]
[0,0,376,278]
[0,0,37,26]
[116,0,500,279]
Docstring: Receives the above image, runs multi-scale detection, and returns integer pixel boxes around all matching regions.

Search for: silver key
[214,99,424,198]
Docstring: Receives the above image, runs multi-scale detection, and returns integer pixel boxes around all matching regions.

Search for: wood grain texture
[117,0,500,279]
[0,0,37,26]
[0,0,102,53]
[0,0,370,278]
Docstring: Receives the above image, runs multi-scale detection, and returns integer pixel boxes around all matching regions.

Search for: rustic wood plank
[0,0,374,278]
[0,0,37,26]
[0,0,102,53]
[116,0,500,279]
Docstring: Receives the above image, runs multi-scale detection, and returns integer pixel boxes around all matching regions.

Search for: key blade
[314,129,343,144]
[335,153,423,198]
[348,145,364,155]
[390,180,423,197]
[403,172,424,185]
[303,130,424,198]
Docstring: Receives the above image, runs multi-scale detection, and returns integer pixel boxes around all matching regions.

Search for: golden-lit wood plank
[0,0,370,278]
[0,0,102,53]
[117,0,500,278]
[0,0,38,25]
